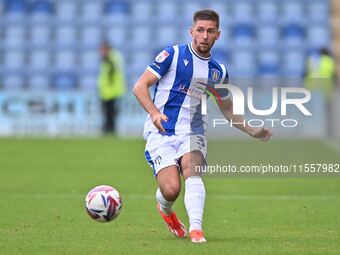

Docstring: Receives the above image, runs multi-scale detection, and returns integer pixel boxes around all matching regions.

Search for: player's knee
[162,183,180,201]
[181,151,206,179]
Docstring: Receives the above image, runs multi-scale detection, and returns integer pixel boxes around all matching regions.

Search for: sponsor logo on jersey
[155,50,170,63]
[152,62,161,69]
[178,83,204,100]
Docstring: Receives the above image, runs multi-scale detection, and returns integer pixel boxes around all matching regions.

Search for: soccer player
[133,9,272,243]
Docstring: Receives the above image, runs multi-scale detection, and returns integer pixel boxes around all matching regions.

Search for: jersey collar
[188,43,211,61]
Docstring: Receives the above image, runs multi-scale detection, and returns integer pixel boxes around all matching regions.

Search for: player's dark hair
[193,9,220,29]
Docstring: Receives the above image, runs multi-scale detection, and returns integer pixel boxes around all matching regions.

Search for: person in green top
[304,48,335,103]
[304,47,336,135]
[98,42,126,133]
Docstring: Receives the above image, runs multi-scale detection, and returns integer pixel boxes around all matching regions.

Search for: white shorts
[144,132,207,176]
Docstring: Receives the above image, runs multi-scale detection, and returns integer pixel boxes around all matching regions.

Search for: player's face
[190,20,220,57]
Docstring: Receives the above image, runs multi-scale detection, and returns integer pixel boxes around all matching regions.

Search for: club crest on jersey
[155,50,170,63]
[210,69,221,82]
[155,155,162,165]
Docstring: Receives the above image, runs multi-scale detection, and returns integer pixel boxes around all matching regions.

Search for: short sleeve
[212,64,230,100]
[147,46,175,79]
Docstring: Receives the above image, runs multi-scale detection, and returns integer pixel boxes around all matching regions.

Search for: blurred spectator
[98,42,126,134]
[304,48,335,102]
[304,48,335,135]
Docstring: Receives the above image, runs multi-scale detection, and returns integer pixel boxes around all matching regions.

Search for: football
[85,185,122,222]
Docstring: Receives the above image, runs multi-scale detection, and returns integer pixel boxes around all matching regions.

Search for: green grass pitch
[0,138,339,255]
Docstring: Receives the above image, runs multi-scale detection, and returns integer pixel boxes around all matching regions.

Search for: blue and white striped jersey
[143,43,229,139]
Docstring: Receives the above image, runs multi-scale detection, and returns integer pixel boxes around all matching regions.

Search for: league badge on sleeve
[155,50,170,63]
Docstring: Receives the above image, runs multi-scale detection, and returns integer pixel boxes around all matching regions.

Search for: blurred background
[0,0,339,138]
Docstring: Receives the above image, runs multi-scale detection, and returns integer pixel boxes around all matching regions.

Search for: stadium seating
[4,0,26,23]
[257,0,278,23]
[282,50,306,77]
[31,0,54,23]
[257,25,279,48]
[106,26,127,48]
[282,23,305,49]
[81,2,102,24]
[55,26,77,48]
[130,26,152,49]
[0,0,332,90]
[232,22,255,49]
[156,26,178,47]
[282,1,305,24]
[80,50,100,73]
[105,0,130,24]
[54,49,76,72]
[258,50,280,77]
[233,1,253,23]
[157,2,178,23]
[131,1,152,22]
[3,72,25,90]
[308,26,331,49]
[80,26,102,48]
[308,1,330,24]
[52,71,77,90]
[79,73,98,90]
[3,25,26,48]
[30,25,50,47]
[28,73,50,90]
[3,50,25,72]
[231,50,257,77]
[55,1,77,22]
[29,49,50,72]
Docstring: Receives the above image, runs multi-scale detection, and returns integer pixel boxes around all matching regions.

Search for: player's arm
[219,97,272,142]
[132,70,168,133]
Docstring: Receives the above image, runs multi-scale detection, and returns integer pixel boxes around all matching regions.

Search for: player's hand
[249,127,272,142]
[151,112,168,133]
